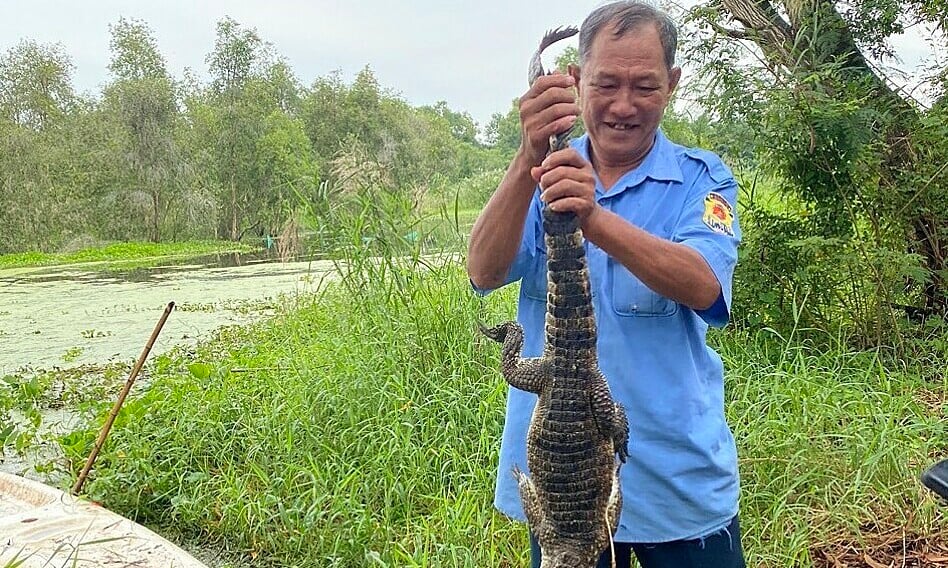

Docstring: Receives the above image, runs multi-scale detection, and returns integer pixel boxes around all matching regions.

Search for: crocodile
[480,26,630,568]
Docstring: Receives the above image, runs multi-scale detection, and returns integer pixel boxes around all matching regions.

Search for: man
[467,2,746,567]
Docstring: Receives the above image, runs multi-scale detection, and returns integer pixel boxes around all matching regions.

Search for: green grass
[53,250,947,567]
[0,240,257,269]
[64,257,527,567]
[714,329,948,564]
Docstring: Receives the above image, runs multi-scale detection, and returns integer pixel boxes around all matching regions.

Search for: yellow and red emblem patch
[702,192,734,236]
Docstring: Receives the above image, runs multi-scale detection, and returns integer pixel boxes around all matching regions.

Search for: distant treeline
[0,17,529,253]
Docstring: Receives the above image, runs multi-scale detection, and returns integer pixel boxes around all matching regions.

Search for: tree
[104,18,182,242]
[207,16,271,96]
[484,101,521,155]
[0,39,75,130]
[301,67,398,180]
[685,0,948,338]
[0,41,105,253]
[420,101,478,146]
[0,16,500,253]
[255,110,319,230]
[202,17,276,240]
[108,17,167,82]
[263,61,303,115]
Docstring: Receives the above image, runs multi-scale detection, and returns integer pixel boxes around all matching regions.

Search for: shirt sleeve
[672,177,741,328]
[471,190,545,296]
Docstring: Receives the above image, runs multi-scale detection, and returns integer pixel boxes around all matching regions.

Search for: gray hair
[578,1,678,69]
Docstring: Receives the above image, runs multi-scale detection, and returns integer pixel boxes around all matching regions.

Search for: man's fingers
[540,175,593,200]
[532,148,590,184]
[540,179,583,203]
[519,83,575,127]
[534,115,577,144]
[518,73,578,164]
[525,116,577,171]
[525,72,575,98]
[520,78,577,128]
[528,102,580,127]
[546,196,589,214]
[535,155,598,220]
[539,166,579,191]
[521,98,578,142]
[540,147,588,170]
[530,165,544,183]
[525,83,577,111]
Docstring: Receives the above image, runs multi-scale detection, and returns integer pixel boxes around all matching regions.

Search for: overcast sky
[0,1,940,128]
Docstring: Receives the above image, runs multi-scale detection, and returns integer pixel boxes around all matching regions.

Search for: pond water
[0,253,337,374]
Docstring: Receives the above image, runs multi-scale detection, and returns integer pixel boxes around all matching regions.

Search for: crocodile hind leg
[589,371,630,462]
[479,321,550,394]
[611,403,630,463]
[513,466,547,542]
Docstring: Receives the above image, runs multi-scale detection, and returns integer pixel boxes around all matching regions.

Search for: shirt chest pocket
[610,260,678,317]
[521,251,548,302]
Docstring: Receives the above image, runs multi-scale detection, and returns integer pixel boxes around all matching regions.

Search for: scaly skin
[481,27,630,568]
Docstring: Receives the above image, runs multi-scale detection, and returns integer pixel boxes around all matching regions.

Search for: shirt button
[631,304,638,312]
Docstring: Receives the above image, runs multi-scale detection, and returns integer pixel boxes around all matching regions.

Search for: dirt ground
[813,527,948,567]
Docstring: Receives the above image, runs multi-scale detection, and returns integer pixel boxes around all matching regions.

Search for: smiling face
[571,22,680,175]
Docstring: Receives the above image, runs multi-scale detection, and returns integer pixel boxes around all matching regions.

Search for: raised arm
[467,73,579,290]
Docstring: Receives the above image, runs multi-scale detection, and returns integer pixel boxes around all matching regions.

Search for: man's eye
[596,83,617,90]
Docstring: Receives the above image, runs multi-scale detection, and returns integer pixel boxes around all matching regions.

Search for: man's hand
[518,73,579,167]
[532,148,601,224]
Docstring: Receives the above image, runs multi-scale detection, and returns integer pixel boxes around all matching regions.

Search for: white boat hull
[0,472,207,567]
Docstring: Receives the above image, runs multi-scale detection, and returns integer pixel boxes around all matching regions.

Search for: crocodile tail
[539,26,580,55]
[529,26,580,85]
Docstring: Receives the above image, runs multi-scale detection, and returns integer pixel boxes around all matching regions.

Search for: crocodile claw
[478,321,510,343]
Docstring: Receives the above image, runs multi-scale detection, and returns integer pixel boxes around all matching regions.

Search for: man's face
[571,22,680,170]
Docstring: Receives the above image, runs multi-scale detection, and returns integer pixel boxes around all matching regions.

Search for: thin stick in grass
[71,301,175,496]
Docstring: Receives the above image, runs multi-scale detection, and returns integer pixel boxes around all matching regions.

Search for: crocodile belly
[527,403,617,541]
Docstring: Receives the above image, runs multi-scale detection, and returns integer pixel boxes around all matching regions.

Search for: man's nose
[609,89,638,117]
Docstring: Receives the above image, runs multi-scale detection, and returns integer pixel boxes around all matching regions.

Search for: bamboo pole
[72,301,175,496]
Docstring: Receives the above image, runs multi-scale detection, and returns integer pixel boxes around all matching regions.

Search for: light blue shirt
[487,130,742,543]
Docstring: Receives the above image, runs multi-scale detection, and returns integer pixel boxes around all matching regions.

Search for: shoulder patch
[702,192,735,236]
[682,148,732,184]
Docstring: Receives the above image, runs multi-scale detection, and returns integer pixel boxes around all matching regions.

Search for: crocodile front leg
[480,321,550,394]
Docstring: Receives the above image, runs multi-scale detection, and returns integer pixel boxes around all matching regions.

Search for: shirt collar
[573,129,684,196]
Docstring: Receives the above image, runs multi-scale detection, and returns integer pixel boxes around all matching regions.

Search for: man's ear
[668,66,682,93]
[568,63,582,97]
